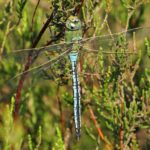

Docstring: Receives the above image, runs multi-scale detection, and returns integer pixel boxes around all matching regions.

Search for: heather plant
[0,0,150,149]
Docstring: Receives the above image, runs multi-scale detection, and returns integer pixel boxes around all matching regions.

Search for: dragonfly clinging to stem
[65,16,82,139]
[2,15,150,140]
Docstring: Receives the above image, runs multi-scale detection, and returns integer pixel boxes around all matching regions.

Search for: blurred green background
[0,0,150,149]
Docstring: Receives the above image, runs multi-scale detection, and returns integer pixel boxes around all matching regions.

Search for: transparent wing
[1,39,74,84]
[4,27,150,55]
[1,45,71,87]
[1,26,150,83]
[1,26,150,102]
[81,27,150,54]
[77,27,150,79]
[3,26,150,60]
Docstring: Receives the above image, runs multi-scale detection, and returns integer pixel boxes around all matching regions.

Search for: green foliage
[0,97,24,150]
[16,0,27,20]
[52,126,65,150]
[28,126,42,150]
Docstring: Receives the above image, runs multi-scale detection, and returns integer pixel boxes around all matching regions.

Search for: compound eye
[70,23,75,29]
[74,18,79,22]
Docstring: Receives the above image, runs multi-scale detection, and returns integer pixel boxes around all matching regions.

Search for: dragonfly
[2,15,150,139]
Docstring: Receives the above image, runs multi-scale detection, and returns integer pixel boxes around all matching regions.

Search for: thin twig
[31,0,41,43]
[0,21,11,60]
[120,126,123,150]
[125,10,134,32]
[56,85,65,137]
[74,0,84,15]
[88,106,113,150]
[14,11,55,118]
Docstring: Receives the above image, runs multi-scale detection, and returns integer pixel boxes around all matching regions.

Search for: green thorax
[65,16,82,43]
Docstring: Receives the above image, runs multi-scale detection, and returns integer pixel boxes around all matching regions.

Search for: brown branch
[32,12,54,48]
[120,126,123,150]
[31,0,41,43]
[74,0,84,16]
[14,11,54,119]
[89,107,113,150]
[29,0,49,10]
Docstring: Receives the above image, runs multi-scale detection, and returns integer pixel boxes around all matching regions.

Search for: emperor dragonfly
[1,16,150,139]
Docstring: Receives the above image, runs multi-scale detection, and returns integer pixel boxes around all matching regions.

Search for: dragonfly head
[66,16,82,31]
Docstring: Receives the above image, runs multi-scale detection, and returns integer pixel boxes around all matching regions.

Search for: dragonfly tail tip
[75,128,81,141]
